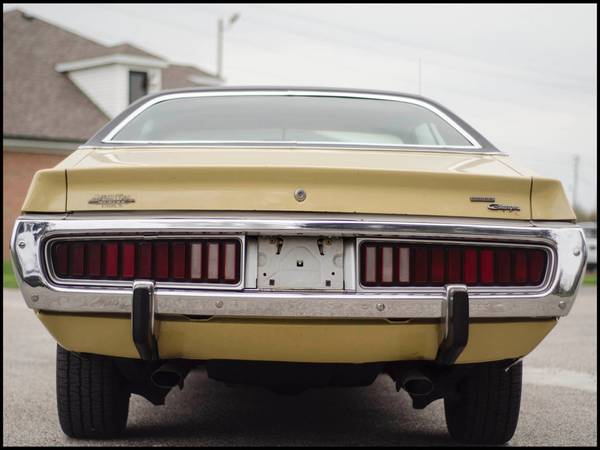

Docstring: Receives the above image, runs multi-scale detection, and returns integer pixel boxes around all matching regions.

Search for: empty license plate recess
[257,237,344,290]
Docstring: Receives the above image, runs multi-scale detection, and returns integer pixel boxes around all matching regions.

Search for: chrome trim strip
[343,238,357,291]
[101,90,482,149]
[11,215,586,319]
[244,237,258,289]
[80,144,508,156]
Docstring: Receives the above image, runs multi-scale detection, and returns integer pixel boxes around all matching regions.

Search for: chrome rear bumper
[11,213,587,319]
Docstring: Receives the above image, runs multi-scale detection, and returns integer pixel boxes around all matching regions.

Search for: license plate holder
[257,237,344,290]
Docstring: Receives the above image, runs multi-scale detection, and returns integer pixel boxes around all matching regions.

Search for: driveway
[3,286,597,446]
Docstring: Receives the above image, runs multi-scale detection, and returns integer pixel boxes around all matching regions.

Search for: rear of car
[10,88,587,444]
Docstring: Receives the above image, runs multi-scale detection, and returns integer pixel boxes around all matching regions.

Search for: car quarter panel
[21,169,66,213]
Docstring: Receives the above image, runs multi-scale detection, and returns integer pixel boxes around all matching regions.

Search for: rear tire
[444,360,522,445]
[56,345,130,438]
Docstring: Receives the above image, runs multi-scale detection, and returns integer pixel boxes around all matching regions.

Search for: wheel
[56,345,130,438]
[444,360,522,445]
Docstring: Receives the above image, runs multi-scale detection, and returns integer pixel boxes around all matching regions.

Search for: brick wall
[3,150,66,260]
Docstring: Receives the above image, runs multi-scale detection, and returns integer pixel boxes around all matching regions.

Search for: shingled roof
[3,9,220,142]
[162,63,222,89]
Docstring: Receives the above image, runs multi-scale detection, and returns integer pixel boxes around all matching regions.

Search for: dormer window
[129,71,148,104]
[55,51,220,118]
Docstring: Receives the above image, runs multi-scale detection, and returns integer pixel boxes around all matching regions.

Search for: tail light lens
[49,238,241,285]
[360,241,548,288]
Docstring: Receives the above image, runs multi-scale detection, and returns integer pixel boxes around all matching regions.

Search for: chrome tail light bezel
[42,234,246,291]
[355,237,556,295]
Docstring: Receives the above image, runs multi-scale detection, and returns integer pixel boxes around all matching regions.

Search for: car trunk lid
[59,146,535,220]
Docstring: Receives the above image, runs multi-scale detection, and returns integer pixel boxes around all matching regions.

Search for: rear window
[109,94,476,148]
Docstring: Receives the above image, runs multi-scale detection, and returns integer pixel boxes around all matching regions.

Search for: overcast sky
[4,3,597,212]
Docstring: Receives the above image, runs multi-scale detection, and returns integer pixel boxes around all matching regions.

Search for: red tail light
[121,242,136,280]
[171,242,187,280]
[463,248,478,285]
[480,249,495,285]
[528,249,546,284]
[136,242,153,278]
[514,249,528,284]
[68,243,85,277]
[86,242,102,277]
[53,243,69,277]
[49,238,241,285]
[153,242,170,280]
[103,242,119,278]
[447,248,462,283]
[414,248,428,284]
[360,241,548,288]
[430,248,445,284]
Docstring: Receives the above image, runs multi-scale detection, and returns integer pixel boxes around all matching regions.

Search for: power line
[257,3,595,88]
[22,3,596,93]
[99,4,215,39]
[99,4,417,84]
[96,4,595,96]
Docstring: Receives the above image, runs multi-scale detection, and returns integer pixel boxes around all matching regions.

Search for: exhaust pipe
[151,361,194,389]
[395,369,434,396]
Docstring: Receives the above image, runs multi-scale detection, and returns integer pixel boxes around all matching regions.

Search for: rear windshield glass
[111,95,475,147]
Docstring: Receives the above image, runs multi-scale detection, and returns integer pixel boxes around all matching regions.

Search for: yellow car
[11,87,586,444]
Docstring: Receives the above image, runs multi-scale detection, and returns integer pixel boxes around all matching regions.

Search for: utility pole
[216,13,240,79]
[572,154,580,209]
[216,18,223,79]
[418,58,422,95]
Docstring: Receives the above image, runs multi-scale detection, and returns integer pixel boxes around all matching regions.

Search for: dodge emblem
[88,194,135,207]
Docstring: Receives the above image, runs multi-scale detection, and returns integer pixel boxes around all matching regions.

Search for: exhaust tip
[403,378,434,396]
[150,360,195,389]
[151,370,182,389]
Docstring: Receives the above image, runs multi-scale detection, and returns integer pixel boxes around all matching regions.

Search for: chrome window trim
[80,144,508,156]
[354,237,555,294]
[11,214,586,319]
[101,90,482,149]
[43,234,245,291]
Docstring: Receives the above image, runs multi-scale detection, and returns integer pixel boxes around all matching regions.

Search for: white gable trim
[55,54,168,73]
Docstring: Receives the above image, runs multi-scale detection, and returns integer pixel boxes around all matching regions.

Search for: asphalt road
[3,286,597,446]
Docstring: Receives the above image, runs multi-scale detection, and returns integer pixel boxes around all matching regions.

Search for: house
[3,9,222,259]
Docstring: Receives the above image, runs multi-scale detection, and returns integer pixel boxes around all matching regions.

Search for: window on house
[128,71,148,104]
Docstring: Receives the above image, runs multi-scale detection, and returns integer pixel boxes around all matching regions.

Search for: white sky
[4,3,597,212]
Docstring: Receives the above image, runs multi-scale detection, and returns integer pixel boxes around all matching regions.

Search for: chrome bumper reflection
[10,213,587,319]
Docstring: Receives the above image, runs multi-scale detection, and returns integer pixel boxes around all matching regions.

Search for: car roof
[140,85,431,100]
